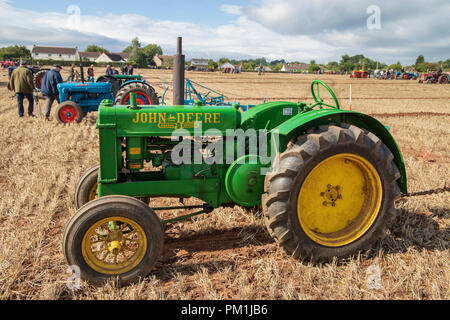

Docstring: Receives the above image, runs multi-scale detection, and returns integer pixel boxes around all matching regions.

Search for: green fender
[270,109,407,194]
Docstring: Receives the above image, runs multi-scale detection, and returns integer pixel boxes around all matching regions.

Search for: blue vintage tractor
[55,74,159,123]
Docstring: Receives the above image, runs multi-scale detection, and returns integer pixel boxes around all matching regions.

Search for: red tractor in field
[350,70,370,78]
[418,71,450,84]
[1,61,15,68]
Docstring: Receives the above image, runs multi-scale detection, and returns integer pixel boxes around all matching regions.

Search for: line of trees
[209,54,449,73]
[0,45,31,60]
[1,42,448,73]
[84,38,163,68]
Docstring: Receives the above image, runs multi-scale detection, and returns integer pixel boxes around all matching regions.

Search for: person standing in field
[121,64,128,75]
[9,61,35,118]
[105,65,113,76]
[8,61,19,79]
[128,64,134,75]
[41,64,63,121]
[87,65,95,81]
[66,64,80,82]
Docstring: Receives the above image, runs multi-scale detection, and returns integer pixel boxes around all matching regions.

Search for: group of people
[105,64,133,76]
[9,62,63,120]
[373,69,420,79]
[66,64,96,82]
[8,62,137,120]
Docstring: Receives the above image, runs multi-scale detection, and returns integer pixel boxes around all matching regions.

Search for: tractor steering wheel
[310,80,340,110]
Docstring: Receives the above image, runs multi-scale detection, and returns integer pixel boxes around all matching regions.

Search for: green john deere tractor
[63,80,407,285]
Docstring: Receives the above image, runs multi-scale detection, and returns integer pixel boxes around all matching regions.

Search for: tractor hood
[97,100,241,136]
[57,82,112,93]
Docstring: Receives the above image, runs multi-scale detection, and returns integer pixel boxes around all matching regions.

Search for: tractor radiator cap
[100,99,113,108]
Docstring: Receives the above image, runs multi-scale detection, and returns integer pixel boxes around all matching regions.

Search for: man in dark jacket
[105,65,113,75]
[41,64,63,120]
[9,61,35,118]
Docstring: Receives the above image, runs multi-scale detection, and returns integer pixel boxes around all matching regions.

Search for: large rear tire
[263,124,401,262]
[438,75,449,84]
[63,195,164,286]
[33,69,49,91]
[115,82,159,106]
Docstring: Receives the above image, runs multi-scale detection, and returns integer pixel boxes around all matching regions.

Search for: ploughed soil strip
[369,112,450,118]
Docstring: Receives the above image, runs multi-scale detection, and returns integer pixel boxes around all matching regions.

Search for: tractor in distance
[418,71,450,84]
[1,60,15,68]
[63,80,407,286]
[54,73,159,123]
[399,72,419,80]
[350,70,370,78]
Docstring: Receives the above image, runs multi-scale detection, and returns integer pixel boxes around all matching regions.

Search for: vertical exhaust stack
[173,37,185,105]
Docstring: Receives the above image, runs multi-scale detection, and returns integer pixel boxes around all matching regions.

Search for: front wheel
[63,195,164,286]
[74,166,151,209]
[263,124,401,262]
[55,101,84,123]
[75,165,100,209]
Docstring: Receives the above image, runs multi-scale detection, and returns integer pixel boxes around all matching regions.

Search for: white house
[95,52,129,63]
[190,58,209,71]
[32,46,79,61]
[79,51,101,62]
[281,63,310,73]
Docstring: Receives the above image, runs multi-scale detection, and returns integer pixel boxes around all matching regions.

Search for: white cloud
[220,4,242,15]
[0,0,337,62]
[241,0,450,63]
[0,0,448,64]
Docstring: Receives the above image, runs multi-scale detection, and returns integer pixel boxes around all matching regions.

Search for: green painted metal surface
[271,109,407,193]
[94,80,408,214]
[225,155,267,206]
[112,104,241,136]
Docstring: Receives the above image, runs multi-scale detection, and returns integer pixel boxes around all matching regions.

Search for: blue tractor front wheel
[55,101,84,124]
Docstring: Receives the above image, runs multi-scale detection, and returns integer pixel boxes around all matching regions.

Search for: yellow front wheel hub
[297,153,382,247]
[81,217,147,275]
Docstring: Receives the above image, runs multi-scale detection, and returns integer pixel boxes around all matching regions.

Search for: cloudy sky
[0,0,449,64]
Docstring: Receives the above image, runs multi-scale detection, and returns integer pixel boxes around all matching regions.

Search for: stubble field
[0,67,448,300]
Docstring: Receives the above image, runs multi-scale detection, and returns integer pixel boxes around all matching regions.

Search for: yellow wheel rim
[88,183,97,201]
[297,153,382,247]
[82,217,147,275]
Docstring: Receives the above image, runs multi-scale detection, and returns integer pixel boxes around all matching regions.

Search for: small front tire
[63,195,164,286]
[75,165,100,209]
[55,101,84,123]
